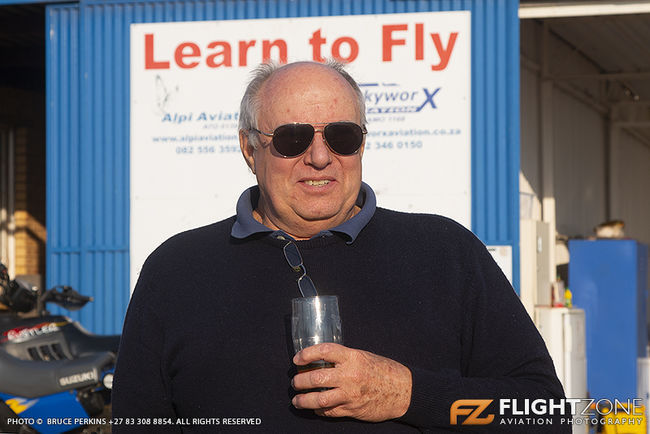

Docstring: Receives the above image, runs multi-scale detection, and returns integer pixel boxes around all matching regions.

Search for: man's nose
[303,129,332,168]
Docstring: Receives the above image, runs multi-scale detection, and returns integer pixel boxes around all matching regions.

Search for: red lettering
[144,36,301,70]
[174,42,200,69]
[262,39,287,63]
[309,29,327,62]
[331,37,358,63]
[144,33,170,69]
[415,23,424,60]
[206,41,232,67]
[238,40,256,67]
[430,32,458,71]
[382,24,408,61]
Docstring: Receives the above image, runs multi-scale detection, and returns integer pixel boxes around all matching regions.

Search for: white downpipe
[1,128,16,278]
[7,128,15,279]
[0,129,6,270]
[540,23,557,287]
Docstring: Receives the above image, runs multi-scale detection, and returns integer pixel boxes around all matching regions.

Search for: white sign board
[487,245,514,285]
[130,12,471,290]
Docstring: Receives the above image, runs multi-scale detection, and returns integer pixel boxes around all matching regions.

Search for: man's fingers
[292,388,346,410]
[293,342,347,366]
[314,407,347,418]
[292,366,338,390]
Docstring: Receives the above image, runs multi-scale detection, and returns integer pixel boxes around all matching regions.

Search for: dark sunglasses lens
[273,124,314,157]
[283,242,302,269]
[324,122,364,155]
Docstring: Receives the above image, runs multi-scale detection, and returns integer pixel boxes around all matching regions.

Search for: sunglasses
[283,241,318,297]
[250,121,367,157]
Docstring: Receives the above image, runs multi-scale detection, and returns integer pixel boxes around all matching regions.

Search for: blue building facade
[2,0,521,333]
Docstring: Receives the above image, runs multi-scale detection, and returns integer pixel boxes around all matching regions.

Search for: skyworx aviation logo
[450,398,645,427]
[361,83,441,114]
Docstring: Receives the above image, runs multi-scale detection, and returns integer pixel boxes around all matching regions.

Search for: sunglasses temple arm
[299,275,318,297]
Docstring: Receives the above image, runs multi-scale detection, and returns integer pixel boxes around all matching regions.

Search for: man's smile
[303,180,331,187]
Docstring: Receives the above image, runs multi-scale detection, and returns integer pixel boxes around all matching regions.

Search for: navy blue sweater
[113,208,568,433]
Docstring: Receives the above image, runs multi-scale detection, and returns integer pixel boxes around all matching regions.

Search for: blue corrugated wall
[46,2,130,334]
[46,0,520,334]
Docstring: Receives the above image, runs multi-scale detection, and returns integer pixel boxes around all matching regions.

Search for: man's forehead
[271,61,337,79]
[261,63,353,97]
[253,62,360,126]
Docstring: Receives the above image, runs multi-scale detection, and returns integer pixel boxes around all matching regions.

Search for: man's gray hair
[238,60,367,149]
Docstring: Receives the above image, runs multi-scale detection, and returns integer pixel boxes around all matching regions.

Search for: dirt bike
[0,263,119,433]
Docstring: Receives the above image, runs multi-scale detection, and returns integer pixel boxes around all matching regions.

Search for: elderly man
[113,61,568,432]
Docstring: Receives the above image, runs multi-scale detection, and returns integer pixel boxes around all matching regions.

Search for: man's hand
[291,343,412,422]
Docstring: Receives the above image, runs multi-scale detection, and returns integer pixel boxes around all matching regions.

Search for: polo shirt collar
[231,182,376,244]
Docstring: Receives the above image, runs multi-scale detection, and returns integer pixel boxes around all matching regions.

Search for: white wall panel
[521,18,649,248]
[617,130,650,245]
[552,88,607,238]
[520,66,542,221]
[521,19,612,242]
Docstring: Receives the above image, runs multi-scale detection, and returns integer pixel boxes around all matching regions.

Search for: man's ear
[239,129,256,174]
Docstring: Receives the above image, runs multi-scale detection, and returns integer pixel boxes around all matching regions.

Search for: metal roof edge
[520,1,650,19]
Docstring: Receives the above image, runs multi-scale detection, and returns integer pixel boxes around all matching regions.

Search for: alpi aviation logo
[361,83,440,114]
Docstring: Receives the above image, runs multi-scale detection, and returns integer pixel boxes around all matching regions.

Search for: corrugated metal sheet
[471,0,521,289]
[46,0,520,333]
[47,3,130,333]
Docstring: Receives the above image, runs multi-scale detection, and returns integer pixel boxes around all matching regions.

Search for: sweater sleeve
[398,235,570,433]
[112,271,180,433]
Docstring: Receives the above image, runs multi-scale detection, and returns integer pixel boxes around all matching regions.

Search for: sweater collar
[231,182,376,244]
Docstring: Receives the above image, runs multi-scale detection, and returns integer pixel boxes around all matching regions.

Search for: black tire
[0,400,38,433]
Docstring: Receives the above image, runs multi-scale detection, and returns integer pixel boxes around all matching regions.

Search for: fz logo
[450,399,495,425]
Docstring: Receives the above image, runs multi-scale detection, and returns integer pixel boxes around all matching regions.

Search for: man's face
[240,63,364,238]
